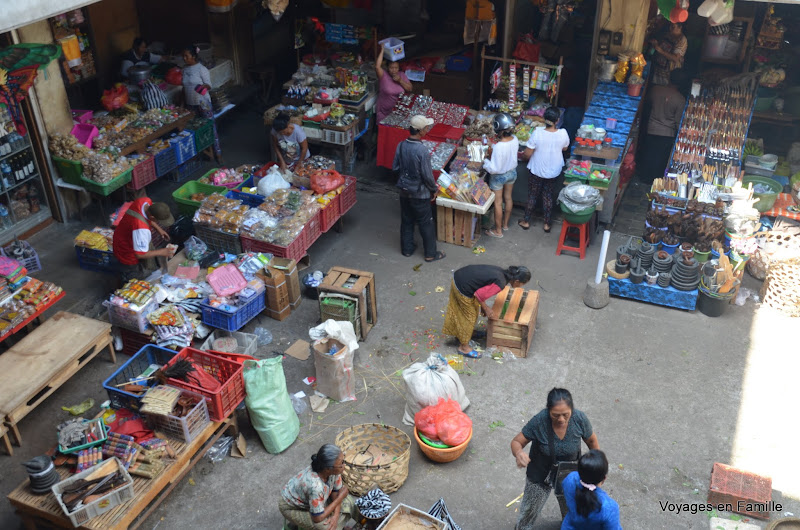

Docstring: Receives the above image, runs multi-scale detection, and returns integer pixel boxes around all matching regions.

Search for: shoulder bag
[395,142,423,194]
[545,422,579,495]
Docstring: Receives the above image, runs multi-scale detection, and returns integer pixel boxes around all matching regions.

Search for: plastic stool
[556,220,590,259]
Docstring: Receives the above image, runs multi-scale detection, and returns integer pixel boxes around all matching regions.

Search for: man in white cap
[392,115,445,262]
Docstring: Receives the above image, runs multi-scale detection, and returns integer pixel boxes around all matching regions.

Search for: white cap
[410,115,434,130]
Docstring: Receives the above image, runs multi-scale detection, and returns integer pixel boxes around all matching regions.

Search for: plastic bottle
[0,205,11,229]
[329,344,338,355]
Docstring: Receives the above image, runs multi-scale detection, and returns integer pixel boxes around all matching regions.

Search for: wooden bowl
[414,427,472,463]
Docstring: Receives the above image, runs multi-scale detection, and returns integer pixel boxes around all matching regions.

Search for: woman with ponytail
[278,444,359,529]
[181,44,223,163]
[442,265,531,358]
[561,449,621,529]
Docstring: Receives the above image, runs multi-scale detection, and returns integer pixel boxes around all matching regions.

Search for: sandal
[402,245,417,257]
[518,220,531,230]
[485,230,503,238]
[543,224,552,233]
[425,251,446,262]
[459,349,482,359]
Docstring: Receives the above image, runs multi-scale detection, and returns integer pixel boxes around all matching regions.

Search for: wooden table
[0,311,114,453]
[118,114,192,157]
[8,415,238,529]
[572,145,621,162]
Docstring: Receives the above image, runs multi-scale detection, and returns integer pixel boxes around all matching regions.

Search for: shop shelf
[52,156,84,186]
[75,246,118,274]
[172,180,227,217]
[193,223,242,254]
[103,345,178,410]
[154,145,178,177]
[128,155,157,190]
[164,347,246,421]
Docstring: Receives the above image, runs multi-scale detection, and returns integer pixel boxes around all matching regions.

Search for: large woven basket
[335,423,411,496]
[760,258,800,317]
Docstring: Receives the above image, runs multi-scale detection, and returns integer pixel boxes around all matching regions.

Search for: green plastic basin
[559,203,595,224]
[742,175,782,212]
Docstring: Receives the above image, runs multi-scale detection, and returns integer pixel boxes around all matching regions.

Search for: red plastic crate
[120,328,153,357]
[164,348,245,422]
[128,155,157,190]
[340,176,356,214]
[319,194,341,232]
[303,210,322,248]
[240,234,307,261]
[708,463,772,520]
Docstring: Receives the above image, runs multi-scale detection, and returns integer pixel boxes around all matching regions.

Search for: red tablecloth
[377,124,410,169]
[763,193,800,221]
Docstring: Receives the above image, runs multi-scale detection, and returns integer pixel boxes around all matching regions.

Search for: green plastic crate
[172,179,227,217]
[52,156,84,185]
[319,296,360,338]
[80,168,132,196]
[190,119,214,152]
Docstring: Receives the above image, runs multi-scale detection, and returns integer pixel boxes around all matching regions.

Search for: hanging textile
[464,0,497,45]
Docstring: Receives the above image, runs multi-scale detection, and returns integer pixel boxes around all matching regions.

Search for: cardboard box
[265,306,291,321]
[312,339,353,401]
[256,268,290,315]
[270,257,301,309]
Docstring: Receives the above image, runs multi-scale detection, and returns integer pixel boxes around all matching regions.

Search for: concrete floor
[0,102,798,529]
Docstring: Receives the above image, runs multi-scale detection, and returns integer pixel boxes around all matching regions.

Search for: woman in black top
[442,265,530,357]
[510,388,600,529]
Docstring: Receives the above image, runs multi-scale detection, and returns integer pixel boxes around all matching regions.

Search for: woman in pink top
[375,45,412,125]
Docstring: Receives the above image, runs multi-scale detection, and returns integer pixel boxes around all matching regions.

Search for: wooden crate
[436,205,480,248]
[318,267,377,340]
[487,286,539,358]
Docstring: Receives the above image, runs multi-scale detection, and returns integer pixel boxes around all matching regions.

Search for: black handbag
[394,142,423,194]
[545,423,579,495]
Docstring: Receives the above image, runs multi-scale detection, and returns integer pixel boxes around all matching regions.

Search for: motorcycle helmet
[492,112,515,134]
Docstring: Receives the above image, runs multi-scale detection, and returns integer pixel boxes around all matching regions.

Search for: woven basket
[334,423,411,496]
[760,258,800,317]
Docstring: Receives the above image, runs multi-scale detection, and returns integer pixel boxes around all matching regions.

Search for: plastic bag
[254,327,273,345]
[310,169,345,195]
[291,394,308,415]
[436,407,472,446]
[402,353,470,425]
[257,166,290,197]
[165,67,183,86]
[308,319,359,353]
[243,357,300,453]
[414,405,439,440]
[313,338,355,401]
[184,235,208,260]
[205,435,235,463]
[558,182,602,213]
[101,84,129,111]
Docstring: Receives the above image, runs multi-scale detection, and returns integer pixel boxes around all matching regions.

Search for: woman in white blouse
[182,45,222,163]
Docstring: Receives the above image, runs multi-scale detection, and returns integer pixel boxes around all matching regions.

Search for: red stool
[556,220,590,259]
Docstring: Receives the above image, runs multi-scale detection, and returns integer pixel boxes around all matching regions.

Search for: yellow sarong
[442,280,481,346]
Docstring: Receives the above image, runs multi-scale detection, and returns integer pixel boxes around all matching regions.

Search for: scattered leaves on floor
[188,478,196,486]
[435,286,445,292]
[489,420,505,432]
[409,291,416,296]
[413,264,422,271]
[414,305,425,311]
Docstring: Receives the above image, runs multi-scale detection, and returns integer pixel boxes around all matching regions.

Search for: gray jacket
[393,138,437,199]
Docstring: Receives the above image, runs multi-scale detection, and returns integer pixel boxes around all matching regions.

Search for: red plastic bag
[414,405,438,440]
[512,33,540,63]
[437,411,472,446]
[100,83,129,111]
[165,67,183,86]
[311,169,345,195]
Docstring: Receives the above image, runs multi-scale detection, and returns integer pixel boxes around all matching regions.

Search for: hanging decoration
[0,44,62,135]
[698,0,735,26]
[490,67,503,93]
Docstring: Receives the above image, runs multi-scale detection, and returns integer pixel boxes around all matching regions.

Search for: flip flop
[518,220,530,230]
[503,227,509,231]
[425,251,446,262]
[459,350,482,359]
[485,230,503,238]
[543,224,552,233]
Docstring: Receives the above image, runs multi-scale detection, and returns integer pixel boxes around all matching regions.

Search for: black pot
[629,268,646,284]
[615,261,629,274]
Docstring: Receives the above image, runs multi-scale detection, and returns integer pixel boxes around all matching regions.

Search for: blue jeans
[488,168,518,190]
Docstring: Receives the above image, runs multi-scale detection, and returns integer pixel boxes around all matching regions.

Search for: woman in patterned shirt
[279,444,359,530]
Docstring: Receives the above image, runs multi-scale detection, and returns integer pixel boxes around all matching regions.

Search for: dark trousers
[524,174,556,225]
[640,134,675,182]
[400,197,437,258]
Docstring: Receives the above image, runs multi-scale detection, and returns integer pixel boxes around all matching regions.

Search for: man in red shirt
[113,198,175,281]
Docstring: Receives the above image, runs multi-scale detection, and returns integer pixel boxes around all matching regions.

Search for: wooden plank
[333,272,352,288]
[321,270,342,287]
[491,286,511,317]
[518,290,540,325]
[453,210,464,246]
[437,205,446,241]
[493,327,524,339]
[329,267,373,279]
[117,114,192,157]
[366,277,377,326]
[0,312,111,414]
[504,288,524,323]
[490,336,524,349]
[445,207,454,244]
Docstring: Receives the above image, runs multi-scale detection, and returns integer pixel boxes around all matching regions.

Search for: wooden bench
[487,286,540,358]
[0,311,115,451]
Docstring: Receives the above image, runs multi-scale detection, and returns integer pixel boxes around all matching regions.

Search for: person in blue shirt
[562,449,622,529]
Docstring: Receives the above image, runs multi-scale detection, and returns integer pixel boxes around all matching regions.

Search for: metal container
[127,64,152,84]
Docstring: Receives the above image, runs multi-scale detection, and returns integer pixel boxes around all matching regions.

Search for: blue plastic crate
[154,145,178,177]
[225,189,264,208]
[75,246,119,274]
[103,345,178,411]
[200,293,266,331]
[169,131,197,165]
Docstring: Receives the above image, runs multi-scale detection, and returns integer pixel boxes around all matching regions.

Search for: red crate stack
[707,463,772,519]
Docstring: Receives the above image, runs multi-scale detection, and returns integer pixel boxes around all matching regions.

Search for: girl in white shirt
[519,107,570,233]
[483,115,519,238]
[182,45,222,163]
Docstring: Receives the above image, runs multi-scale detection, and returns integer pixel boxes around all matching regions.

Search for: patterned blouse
[281,466,342,516]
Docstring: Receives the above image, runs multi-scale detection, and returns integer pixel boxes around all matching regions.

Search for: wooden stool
[556,220,590,259]
[0,423,12,455]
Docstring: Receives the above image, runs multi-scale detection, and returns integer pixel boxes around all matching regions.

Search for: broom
[155,358,222,392]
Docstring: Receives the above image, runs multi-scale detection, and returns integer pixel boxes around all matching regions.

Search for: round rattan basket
[414,427,472,463]
[335,424,411,496]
